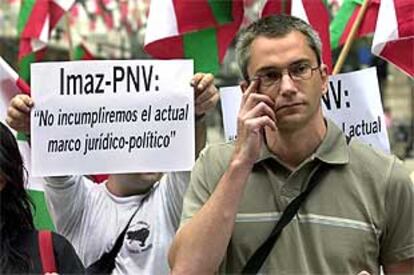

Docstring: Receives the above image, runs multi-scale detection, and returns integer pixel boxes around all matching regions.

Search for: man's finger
[21,94,34,107]
[195,85,218,104]
[11,95,32,113]
[7,105,28,121]
[190,72,206,87]
[193,73,214,93]
[241,79,261,105]
[195,94,219,115]
[242,93,274,113]
[242,101,276,123]
[245,116,277,132]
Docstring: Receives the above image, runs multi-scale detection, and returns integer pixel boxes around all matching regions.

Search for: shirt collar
[313,119,349,165]
[255,119,349,165]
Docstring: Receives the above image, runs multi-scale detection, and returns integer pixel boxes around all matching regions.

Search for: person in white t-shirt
[6,72,219,275]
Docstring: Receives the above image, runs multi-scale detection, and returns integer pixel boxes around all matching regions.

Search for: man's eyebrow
[255,66,279,74]
[289,59,311,66]
[255,59,313,74]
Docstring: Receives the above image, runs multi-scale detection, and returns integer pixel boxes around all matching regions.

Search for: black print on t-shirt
[127,221,150,246]
[126,221,153,254]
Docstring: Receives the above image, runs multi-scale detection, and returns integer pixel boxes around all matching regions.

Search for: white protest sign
[322,67,390,152]
[220,86,242,141]
[220,67,390,152]
[31,60,194,177]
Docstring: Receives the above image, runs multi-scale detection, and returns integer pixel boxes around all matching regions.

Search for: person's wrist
[229,156,255,176]
[230,151,256,171]
[195,113,206,124]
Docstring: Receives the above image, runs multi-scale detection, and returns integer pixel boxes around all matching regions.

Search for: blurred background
[1,0,413,166]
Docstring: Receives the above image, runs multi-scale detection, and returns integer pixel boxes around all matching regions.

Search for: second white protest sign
[220,68,390,153]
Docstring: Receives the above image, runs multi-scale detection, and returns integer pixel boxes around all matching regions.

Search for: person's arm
[162,73,219,230]
[43,176,90,235]
[381,159,414,274]
[384,258,414,274]
[168,79,276,274]
[169,158,254,274]
[195,116,207,158]
[7,94,89,235]
[191,73,219,158]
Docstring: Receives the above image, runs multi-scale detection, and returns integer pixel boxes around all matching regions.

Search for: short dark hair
[236,14,323,80]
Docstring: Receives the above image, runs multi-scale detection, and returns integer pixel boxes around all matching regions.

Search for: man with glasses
[169,15,414,274]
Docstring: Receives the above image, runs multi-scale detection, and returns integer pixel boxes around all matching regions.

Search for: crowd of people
[1,14,413,274]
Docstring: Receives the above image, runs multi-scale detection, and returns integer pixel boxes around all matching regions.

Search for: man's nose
[278,73,297,95]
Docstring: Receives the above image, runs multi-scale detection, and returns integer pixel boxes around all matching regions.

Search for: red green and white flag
[0,57,54,230]
[290,0,332,72]
[261,0,332,72]
[69,3,93,36]
[144,0,244,74]
[330,0,380,49]
[262,0,292,16]
[0,57,30,96]
[372,0,413,77]
[119,1,132,33]
[73,42,95,60]
[18,0,75,81]
[96,0,115,29]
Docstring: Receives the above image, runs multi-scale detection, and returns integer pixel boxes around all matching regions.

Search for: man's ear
[240,80,249,93]
[320,64,329,95]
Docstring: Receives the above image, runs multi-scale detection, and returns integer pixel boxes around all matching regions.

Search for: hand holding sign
[191,73,219,117]
[6,94,33,134]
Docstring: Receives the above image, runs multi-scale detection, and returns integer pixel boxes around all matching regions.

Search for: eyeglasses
[251,62,320,90]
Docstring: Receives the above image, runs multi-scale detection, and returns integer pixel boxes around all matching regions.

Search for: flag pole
[282,0,287,14]
[407,81,414,158]
[65,12,74,61]
[332,0,371,75]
